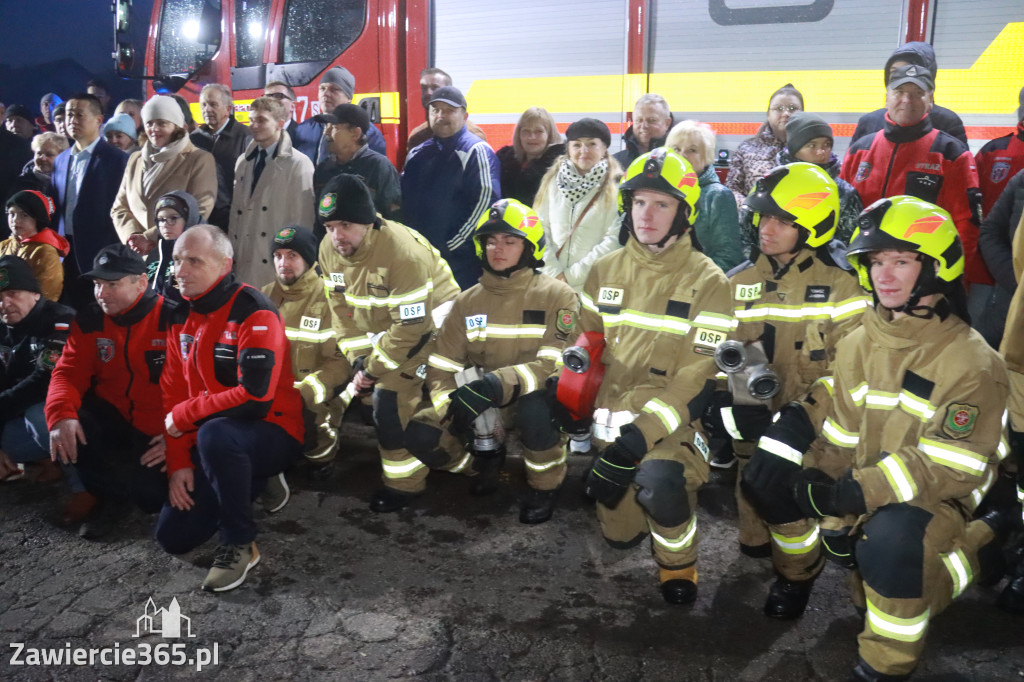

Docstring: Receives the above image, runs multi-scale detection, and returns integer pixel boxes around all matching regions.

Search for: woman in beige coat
[111,95,216,256]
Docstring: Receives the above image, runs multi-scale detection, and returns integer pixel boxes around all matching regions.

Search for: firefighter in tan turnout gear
[407,198,579,524]
[317,173,459,512]
[716,162,869,616]
[574,148,734,604]
[744,196,1008,682]
[261,225,350,478]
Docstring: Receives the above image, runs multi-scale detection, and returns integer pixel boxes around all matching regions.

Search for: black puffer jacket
[0,296,74,417]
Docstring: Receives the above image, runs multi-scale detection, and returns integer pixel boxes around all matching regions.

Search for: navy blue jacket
[400,126,501,289]
[49,138,129,273]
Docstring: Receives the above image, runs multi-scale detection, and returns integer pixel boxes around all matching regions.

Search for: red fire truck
[114,0,1024,167]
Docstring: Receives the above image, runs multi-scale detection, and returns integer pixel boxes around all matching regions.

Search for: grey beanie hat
[320,67,356,100]
[785,112,833,156]
[1018,85,1024,121]
[141,95,185,128]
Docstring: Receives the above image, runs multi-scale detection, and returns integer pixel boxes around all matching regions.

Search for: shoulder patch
[556,309,575,334]
[943,403,979,439]
[855,161,872,183]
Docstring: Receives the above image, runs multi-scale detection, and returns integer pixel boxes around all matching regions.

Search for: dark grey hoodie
[850,41,967,146]
[145,189,201,304]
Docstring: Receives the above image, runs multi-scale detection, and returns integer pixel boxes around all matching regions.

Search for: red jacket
[841,114,986,285]
[975,121,1024,215]
[46,290,185,436]
[162,274,304,474]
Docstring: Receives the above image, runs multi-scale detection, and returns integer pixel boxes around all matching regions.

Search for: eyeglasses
[156,216,182,226]
[769,105,801,114]
[265,92,294,102]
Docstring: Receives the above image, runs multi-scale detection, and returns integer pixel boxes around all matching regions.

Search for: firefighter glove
[792,468,866,519]
[584,424,646,506]
[451,373,502,435]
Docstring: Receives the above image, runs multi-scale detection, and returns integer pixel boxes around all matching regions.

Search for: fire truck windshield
[156,0,222,76]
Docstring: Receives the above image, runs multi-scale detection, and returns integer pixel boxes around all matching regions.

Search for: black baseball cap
[82,243,147,280]
[428,86,467,109]
[316,103,370,133]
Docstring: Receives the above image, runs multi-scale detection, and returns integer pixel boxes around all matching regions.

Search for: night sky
[0,0,155,108]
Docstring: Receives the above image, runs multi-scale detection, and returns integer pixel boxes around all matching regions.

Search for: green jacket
[692,164,745,272]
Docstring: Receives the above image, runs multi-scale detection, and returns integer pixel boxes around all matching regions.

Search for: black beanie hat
[6,190,55,228]
[565,117,611,148]
[269,225,319,268]
[318,174,377,225]
[0,255,42,294]
[785,112,833,157]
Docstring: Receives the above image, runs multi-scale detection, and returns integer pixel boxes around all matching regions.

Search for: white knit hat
[141,95,185,128]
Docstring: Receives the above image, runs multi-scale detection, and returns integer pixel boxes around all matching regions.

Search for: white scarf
[556,158,608,205]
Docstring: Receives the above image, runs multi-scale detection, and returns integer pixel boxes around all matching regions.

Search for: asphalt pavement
[1,422,1022,681]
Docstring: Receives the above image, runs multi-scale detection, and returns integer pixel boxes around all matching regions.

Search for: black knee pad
[405,419,450,468]
[373,389,405,450]
[634,459,691,528]
[516,391,560,451]
[855,503,932,599]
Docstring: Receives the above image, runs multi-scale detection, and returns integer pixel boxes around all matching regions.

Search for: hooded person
[849,41,967,146]
[144,190,201,303]
[1,190,70,301]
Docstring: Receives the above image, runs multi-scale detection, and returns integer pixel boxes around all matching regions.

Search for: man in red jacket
[841,65,984,292]
[47,244,185,540]
[155,224,304,593]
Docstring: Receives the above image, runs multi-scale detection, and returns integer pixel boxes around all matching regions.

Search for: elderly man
[318,173,459,511]
[261,225,350,478]
[0,255,74,483]
[613,94,675,169]
[312,103,401,231]
[156,225,304,592]
[190,84,251,232]
[850,42,967,146]
[401,86,501,289]
[229,96,314,287]
[47,244,184,539]
[841,65,983,298]
[292,66,386,165]
[5,105,37,140]
[407,68,487,149]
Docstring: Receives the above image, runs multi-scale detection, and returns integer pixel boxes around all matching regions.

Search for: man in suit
[50,93,129,305]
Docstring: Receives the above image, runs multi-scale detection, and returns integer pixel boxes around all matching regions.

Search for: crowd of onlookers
[0,43,1023,583]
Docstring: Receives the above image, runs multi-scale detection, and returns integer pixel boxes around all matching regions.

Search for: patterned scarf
[556,158,608,204]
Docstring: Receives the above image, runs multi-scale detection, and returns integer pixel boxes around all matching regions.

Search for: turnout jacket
[729,248,870,409]
[319,218,460,379]
[262,265,351,408]
[162,274,304,474]
[45,290,185,436]
[426,268,579,414]
[579,234,734,449]
[0,297,74,418]
[840,115,985,285]
[811,304,1006,515]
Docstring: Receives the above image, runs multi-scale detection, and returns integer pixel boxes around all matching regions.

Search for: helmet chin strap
[652,208,690,249]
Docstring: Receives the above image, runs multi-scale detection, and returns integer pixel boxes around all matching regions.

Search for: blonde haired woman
[496,107,565,205]
[666,120,744,271]
[535,118,622,291]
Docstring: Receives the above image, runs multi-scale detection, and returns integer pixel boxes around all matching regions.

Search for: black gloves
[584,424,647,506]
[702,392,773,442]
[740,402,816,525]
[792,469,866,519]
[449,373,502,437]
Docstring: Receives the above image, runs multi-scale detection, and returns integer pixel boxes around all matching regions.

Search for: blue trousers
[1,403,49,463]
[155,417,301,552]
